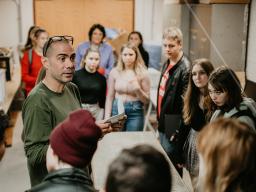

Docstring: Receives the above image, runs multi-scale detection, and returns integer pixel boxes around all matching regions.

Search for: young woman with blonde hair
[105,43,150,131]
[73,48,106,120]
[197,118,256,192]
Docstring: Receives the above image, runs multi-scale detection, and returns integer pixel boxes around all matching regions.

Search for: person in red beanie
[26,109,102,192]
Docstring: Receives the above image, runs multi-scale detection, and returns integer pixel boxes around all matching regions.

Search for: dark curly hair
[88,23,106,42]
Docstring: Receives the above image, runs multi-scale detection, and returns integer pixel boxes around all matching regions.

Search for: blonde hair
[80,47,100,68]
[162,27,183,44]
[116,43,146,75]
[197,118,256,192]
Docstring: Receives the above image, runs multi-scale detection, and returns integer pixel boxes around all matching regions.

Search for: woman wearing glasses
[206,67,256,130]
[104,43,150,131]
[75,23,115,77]
[72,48,107,120]
[21,27,48,96]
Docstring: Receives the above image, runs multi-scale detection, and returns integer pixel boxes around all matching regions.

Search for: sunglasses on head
[43,35,74,56]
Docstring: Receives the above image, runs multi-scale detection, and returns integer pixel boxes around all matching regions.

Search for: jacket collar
[163,54,184,74]
[44,167,92,184]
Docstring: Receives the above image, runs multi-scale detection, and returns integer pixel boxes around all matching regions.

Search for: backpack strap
[28,49,33,74]
[231,109,256,128]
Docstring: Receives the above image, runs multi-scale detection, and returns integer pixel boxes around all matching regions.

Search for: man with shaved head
[22,36,110,186]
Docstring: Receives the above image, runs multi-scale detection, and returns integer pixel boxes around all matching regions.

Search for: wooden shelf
[2,66,21,113]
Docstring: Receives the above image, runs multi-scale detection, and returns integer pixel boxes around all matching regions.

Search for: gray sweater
[210,97,256,131]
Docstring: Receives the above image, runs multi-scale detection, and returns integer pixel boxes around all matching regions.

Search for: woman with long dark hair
[182,58,214,183]
[206,67,256,130]
[128,31,149,68]
[21,27,48,96]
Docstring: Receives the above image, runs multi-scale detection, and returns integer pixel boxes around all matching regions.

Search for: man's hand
[97,115,127,136]
[95,120,112,136]
[110,115,127,132]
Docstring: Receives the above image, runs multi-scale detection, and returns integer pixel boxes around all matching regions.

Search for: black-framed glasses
[43,35,74,56]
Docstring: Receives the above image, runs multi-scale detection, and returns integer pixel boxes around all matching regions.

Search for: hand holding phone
[104,113,126,131]
[104,113,125,124]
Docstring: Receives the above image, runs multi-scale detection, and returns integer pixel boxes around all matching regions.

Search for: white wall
[20,0,34,44]
[134,0,163,43]
[134,0,164,69]
[246,0,256,82]
[0,1,19,50]
[0,0,33,65]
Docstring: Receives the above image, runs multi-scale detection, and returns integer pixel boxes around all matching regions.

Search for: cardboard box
[108,32,129,57]
[199,0,250,3]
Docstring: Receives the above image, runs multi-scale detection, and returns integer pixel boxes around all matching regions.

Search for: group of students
[21,24,150,131]
[23,109,171,192]
[157,27,256,191]
[181,59,256,191]
[17,23,256,192]
[19,23,152,191]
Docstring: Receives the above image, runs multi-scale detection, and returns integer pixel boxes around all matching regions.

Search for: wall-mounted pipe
[12,0,22,43]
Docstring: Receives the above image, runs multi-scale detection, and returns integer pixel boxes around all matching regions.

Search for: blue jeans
[112,100,144,131]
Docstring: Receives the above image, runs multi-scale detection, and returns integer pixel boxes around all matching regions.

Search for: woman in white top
[105,43,150,131]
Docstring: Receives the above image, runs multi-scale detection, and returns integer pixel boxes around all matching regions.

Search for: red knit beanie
[50,109,102,167]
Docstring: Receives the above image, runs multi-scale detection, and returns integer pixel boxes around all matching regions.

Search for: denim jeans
[112,99,144,131]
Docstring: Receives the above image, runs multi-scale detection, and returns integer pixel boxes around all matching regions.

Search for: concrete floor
[0,112,30,192]
[0,111,193,192]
